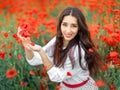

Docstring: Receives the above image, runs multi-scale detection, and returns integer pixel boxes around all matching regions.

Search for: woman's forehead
[62,15,77,24]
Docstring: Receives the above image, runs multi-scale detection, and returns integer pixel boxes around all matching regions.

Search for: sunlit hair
[53,7,103,76]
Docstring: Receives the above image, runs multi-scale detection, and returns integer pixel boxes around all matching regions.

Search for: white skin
[17,15,79,71]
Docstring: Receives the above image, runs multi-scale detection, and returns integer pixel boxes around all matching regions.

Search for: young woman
[17,7,103,90]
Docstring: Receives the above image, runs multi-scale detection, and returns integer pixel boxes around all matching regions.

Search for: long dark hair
[53,7,103,76]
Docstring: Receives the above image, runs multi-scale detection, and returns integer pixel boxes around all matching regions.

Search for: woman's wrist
[37,46,42,53]
[25,48,34,60]
[25,47,32,52]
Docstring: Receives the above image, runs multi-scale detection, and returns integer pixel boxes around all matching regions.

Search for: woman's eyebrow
[62,21,77,25]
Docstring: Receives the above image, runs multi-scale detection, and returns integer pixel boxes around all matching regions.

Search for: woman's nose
[66,26,71,32]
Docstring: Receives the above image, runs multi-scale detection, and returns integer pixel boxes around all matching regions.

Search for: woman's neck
[63,40,69,47]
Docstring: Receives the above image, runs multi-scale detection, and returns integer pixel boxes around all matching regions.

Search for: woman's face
[61,15,79,44]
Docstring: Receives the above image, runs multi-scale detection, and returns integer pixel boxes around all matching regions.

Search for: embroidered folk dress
[26,37,98,90]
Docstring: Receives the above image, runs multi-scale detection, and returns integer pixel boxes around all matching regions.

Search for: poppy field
[0,0,120,90]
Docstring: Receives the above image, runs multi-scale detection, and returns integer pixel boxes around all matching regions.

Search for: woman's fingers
[24,37,31,44]
[24,44,32,50]
[28,44,41,52]
[17,27,24,40]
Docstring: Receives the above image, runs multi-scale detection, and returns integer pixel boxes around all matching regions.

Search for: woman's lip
[65,34,72,38]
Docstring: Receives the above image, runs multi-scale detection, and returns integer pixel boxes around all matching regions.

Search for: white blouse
[26,37,90,84]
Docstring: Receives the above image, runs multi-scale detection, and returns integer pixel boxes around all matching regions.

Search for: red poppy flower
[40,30,45,35]
[37,12,48,19]
[40,70,47,77]
[0,44,5,48]
[40,66,47,77]
[39,82,46,90]
[45,19,55,26]
[3,32,9,38]
[6,44,12,49]
[43,65,47,70]
[109,83,116,90]
[17,54,22,60]
[103,24,113,34]
[24,11,33,16]
[20,81,25,87]
[12,33,19,40]
[19,22,32,38]
[9,52,12,57]
[106,37,116,46]
[56,85,62,90]
[102,64,108,71]
[88,48,93,52]
[6,68,17,78]
[109,51,118,58]
[112,57,120,65]
[0,51,6,60]
[30,70,35,75]
[94,80,105,87]
[100,35,107,42]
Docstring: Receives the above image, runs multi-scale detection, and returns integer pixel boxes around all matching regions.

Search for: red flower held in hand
[19,22,32,38]
[30,42,35,46]
[6,68,17,78]
[20,22,31,31]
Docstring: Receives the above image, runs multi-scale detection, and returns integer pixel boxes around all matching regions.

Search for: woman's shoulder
[43,36,56,47]
[48,36,56,44]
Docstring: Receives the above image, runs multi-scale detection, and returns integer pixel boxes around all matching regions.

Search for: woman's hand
[17,27,42,52]
[27,44,42,52]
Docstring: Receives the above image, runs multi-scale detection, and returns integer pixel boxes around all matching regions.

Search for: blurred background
[0,0,120,90]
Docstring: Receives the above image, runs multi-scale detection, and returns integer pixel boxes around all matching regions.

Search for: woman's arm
[17,27,43,65]
[26,37,56,66]
[38,48,53,71]
[25,48,34,60]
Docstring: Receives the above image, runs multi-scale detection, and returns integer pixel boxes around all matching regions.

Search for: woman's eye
[62,23,67,26]
[72,25,77,28]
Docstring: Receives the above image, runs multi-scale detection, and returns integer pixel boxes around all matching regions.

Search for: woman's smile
[64,33,73,38]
